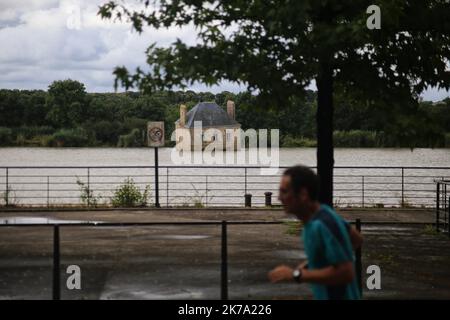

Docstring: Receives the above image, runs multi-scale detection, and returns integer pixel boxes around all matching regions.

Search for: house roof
[177,102,239,128]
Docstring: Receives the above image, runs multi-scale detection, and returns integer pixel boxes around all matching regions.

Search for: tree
[46,80,87,128]
[99,1,450,205]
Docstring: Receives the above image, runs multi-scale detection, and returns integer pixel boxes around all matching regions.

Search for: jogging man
[268,165,363,300]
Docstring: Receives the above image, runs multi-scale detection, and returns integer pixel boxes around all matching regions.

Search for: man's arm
[300,261,354,285]
[268,261,354,285]
[349,225,363,250]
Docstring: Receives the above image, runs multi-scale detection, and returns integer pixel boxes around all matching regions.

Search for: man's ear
[298,187,307,201]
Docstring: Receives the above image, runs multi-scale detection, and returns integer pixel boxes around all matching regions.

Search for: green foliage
[282,135,317,147]
[117,128,143,147]
[47,128,91,147]
[76,178,101,207]
[46,80,88,128]
[111,178,150,207]
[333,130,380,148]
[1,185,18,207]
[445,133,450,148]
[0,127,13,146]
[0,85,449,148]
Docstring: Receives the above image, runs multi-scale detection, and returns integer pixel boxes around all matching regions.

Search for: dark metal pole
[447,196,450,237]
[53,225,60,300]
[155,147,160,208]
[166,167,169,207]
[47,176,50,208]
[5,168,8,207]
[355,219,362,298]
[87,168,90,208]
[401,168,404,207]
[361,176,364,208]
[436,183,440,232]
[221,220,228,300]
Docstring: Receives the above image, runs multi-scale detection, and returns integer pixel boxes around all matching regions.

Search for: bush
[445,133,450,148]
[117,128,143,147]
[282,135,317,147]
[14,126,54,139]
[333,130,380,147]
[48,128,90,147]
[0,127,13,146]
[111,178,150,207]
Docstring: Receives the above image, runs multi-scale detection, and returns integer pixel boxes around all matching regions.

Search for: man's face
[278,175,309,216]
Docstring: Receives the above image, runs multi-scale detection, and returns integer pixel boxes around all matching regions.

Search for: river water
[0,147,449,207]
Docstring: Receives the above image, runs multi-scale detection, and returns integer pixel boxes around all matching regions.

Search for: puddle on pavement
[145,235,211,240]
[0,216,102,225]
[273,249,306,260]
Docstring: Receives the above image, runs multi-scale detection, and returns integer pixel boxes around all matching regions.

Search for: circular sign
[149,127,163,143]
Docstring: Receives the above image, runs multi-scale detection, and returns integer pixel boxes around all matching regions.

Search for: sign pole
[147,121,164,208]
[154,146,160,208]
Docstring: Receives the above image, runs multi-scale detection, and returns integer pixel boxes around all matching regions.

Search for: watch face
[293,269,300,277]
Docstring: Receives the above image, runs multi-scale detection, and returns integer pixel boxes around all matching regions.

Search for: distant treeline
[0,79,449,148]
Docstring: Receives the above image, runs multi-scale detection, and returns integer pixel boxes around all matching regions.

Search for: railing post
[205,176,208,207]
[355,219,363,298]
[447,196,450,237]
[154,147,160,208]
[87,168,90,208]
[436,182,440,232]
[221,220,228,300]
[361,176,364,208]
[53,225,60,300]
[5,168,8,207]
[401,168,404,207]
[47,176,50,208]
[166,168,169,207]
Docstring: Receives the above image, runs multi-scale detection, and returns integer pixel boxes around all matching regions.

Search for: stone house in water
[175,100,241,150]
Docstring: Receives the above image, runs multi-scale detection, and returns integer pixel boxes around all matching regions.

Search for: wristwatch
[293,268,303,283]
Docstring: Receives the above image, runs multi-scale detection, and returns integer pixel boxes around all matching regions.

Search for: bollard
[244,194,252,207]
[264,192,272,207]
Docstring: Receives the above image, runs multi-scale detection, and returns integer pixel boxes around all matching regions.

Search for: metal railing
[1,165,449,208]
[436,180,450,236]
[0,219,363,300]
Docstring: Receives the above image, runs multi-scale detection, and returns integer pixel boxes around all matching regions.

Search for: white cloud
[0,0,201,93]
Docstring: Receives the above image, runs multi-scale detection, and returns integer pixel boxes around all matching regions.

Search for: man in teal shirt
[268,166,362,300]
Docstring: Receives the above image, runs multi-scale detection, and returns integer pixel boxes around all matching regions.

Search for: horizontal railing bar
[0,221,284,227]
[1,165,450,169]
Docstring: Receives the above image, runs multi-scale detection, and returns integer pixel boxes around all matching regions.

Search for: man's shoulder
[311,204,348,242]
[312,204,341,224]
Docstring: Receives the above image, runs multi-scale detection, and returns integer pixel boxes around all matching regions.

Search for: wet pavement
[0,208,448,300]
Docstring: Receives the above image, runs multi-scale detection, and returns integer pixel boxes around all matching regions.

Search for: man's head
[279,165,319,218]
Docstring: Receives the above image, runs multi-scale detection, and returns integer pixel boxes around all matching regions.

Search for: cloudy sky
[0,0,448,101]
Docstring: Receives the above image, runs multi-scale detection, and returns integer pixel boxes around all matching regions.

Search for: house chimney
[180,104,187,127]
[227,100,235,120]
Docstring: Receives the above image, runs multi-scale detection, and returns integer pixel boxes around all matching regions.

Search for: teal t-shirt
[302,204,360,300]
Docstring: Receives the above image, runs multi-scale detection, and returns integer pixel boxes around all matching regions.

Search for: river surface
[0,148,449,207]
